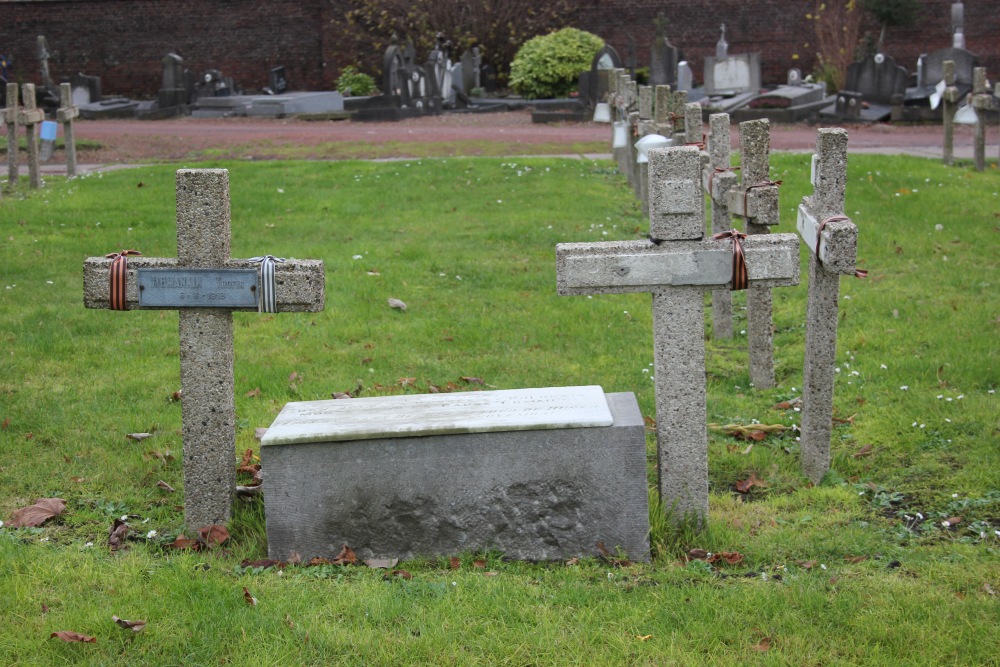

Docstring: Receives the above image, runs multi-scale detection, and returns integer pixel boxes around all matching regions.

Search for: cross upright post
[666,90,688,145]
[83,169,325,529]
[970,67,991,172]
[4,82,18,187]
[557,146,800,523]
[703,113,737,338]
[19,83,44,189]
[728,118,781,388]
[637,85,654,209]
[942,60,959,165]
[57,82,79,178]
[795,129,863,483]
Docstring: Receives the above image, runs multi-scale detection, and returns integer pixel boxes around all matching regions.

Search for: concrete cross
[941,60,960,165]
[702,112,738,339]
[557,146,800,523]
[83,169,325,529]
[18,83,45,189]
[636,85,654,208]
[795,129,863,483]
[970,67,992,172]
[4,82,18,187]
[727,119,781,388]
[57,82,79,178]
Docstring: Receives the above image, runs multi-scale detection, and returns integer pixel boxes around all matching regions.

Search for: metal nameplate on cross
[83,169,325,530]
[557,145,800,525]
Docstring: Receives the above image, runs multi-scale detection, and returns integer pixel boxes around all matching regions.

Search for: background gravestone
[649,13,678,88]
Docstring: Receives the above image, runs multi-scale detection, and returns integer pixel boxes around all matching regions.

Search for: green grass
[0,153,997,665]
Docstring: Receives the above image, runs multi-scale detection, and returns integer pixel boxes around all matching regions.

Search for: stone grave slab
[248,91,345,117]
[262,388,650,562]
[704,53,761,96]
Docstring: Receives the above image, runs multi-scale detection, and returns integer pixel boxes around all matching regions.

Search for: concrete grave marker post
[942,60,960,165]
[83,169,325,529]
[4,82,18,187]
[57,83,79,178]
[557,146,800,523]
[636,85,654,208]
[728,119,782,388]
[654,84,672,136]
[971,67,991,172]
[667,90,688,145]
[19,83,45,189]
[795,129,864,483]
[703,113,738,338]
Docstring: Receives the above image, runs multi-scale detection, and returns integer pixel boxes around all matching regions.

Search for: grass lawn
[0,149,997,665]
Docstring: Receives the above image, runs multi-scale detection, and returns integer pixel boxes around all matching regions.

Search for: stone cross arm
[726,182,780,224]
[83,256,325,311]
[556,234,800,296]
[796,203,859,275]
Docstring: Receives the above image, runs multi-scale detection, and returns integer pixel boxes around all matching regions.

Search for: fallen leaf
[25,432,33,440]
[482,571,498,577]
[772,397,802,410]
[752,636,771,652]
[169,390,182,402]
[943,516,963,527]
[331,392,352,399]
[735,473,767,494]
[126,432,154,442]
[112,615,146,632]
[243,587,258,606]
[169,535,200,550]
[50,631,96,643]
[832,414,856,425]
[391,569,413,580]
[688,548,709,560]
[288,371,300,383]
[460,376,484,385]
[983,583,996,596]
[41,603,49,614]
[796,560,817,569]
[714,552,745,566]
[332,544,357,565]
[156,480,175,493]
[366,269,381,276]
[597,541,632,567]
[852,444,874,458]
[308,557,333,566]
[245,387,261,398]
[427,385,440,393]
[844,555,868,564]
[473,559,487,568]
[565,557,580,566]
[398,377,417,387]
[636,634,653,641]
[238,449,254,468]
[2,417,10,429]
[254,427,268,440]
[9,497,67,528]
[449,556,461,570]
[137,181,145,188]
[71,476,85,483]
[364,558,399,569]
[109,519,129,552]
[197,525,230,547]
[643,415,657,430]
[387,298,407,311]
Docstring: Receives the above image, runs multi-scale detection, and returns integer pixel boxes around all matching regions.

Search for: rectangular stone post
[731,118,781,388]
[971,67,990,172]
[57,83,79,178]
[667,90,688,144]
[4,83,17,186]
[557,146,800,525]
[637,85,654,211]
[19,83,44,189]
[626,80,640,197]
[796,129,861,483]
[654,84,671,135]
[942,60,959,166]
[704,113,736,338]
[83,169,325,529]
[683,102,702,145]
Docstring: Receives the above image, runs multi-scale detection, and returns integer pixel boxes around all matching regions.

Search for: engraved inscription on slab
[137,269,258,308]
[261,386,613,445]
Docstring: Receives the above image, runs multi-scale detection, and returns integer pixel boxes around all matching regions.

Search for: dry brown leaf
[796,560,817,569]
[71,476,85,483]
[844,555,868,564]
[752,636,772,652]
[460,376,484,385]
[308,557,333,566]
[50,631,96,643]
[9,497,67,528]
[169,535,200,550]
[391,569,413,580]
[771,397,802,410]
[852,444,874,458]
[109,519,129,552]
[1,417,9,430]
[332,544,357,566]
[243,586,258,606]
[238,449,254,468]
[983,583,996,596]
[449,556,461,570]
[254,427,268,440]
[288,371,300,384]
[197,524,230,547]
[245,387,261,398]
[156,480,175,493]
[735,473,767,494]
[688,548,709,560]
[364,558,399,569]
[112,615,147,632]
[565,557,580,566]
[398,377,417,387]
[943,516,963,527]
[331,392,352,399]
[473,559,487,568]
[636,634,653,641]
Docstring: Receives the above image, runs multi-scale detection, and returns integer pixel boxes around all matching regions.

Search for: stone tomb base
[261,387,650,562]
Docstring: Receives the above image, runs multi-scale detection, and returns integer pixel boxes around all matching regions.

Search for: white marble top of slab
[260,385,612,446]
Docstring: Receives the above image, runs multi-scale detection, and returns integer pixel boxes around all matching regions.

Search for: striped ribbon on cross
[249,255,285,313]
[711,229,748,291]
[818,215,868,279]
[742,178,783,224]
[105,249,142,311]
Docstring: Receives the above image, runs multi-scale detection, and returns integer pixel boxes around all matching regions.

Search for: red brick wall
[0,0,996,98]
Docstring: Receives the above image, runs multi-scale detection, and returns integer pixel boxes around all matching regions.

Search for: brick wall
[0,0,996,99]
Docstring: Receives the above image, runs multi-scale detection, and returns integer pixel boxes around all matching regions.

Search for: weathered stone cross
[795,129,863,483]
[727,118,782,388]
[4,83,19,188]
[941,60,960,166]
[57,83,79,178]
[18,83,45,189]
[83,169,325,529]
[557,146,800,522]
[702,112,738,339]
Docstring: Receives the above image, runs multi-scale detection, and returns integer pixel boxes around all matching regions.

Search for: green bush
[508,28,604,99]
[336,65,377,97]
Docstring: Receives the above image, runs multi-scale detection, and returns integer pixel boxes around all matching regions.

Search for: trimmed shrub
[336,66,377,97]
[508,28,604,99]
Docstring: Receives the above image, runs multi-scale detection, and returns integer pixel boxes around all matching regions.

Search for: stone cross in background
[4,83,18,188]
[703,113,738,339]
[19,83,44,189]
[57,83,79,178]
[557,146,800,523]
[728,119,781,388]
[636,85,654,208]
[83,169,325,529]
[970,67,991,172]
[795,129,863,483]
[941,60,960,165]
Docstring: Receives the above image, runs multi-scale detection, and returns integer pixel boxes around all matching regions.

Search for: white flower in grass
[881,364,888,370]
[120,515,129,522]
[352,255,363,260]
[900,386,909,391]
[146,530,157,539]
[820,564,827,570]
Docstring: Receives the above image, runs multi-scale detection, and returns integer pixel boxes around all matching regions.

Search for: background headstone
[649,13,678,88]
